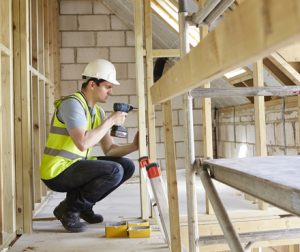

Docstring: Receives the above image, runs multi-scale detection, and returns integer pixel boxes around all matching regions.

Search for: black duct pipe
[153,57,168,82]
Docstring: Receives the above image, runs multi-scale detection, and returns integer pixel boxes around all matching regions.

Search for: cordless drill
[110,103,134,138]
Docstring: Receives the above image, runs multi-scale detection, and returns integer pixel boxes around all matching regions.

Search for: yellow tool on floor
[105,220,151,238]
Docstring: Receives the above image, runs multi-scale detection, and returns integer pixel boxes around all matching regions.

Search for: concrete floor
[8,170,258,252]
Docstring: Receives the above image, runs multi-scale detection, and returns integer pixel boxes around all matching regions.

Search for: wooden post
[253,60,268,210]
[162,101,182,251]
[144,0,157,163]
[38,0,48,197]
[1,0,16,244]
[200,24,214,215]
[134,0,150,219]
[13,0,33,233]
[0,44,3,245]
[32,76,42,203]
[298,94,300,155]
[179,10,199,252]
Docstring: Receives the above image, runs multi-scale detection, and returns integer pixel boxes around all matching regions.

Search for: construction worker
[40,59,138,232]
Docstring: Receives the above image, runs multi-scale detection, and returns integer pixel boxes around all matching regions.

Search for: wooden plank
[43,0,49,80]
[198,229,300,245]
[162,101,182,252]
[52,0,60,98]
[1,0,15,245]
[31,0,38,69]
[253,60,268,210]
[20,0,32,233]
[0,44,10,56]
[134,0,149,219]
[37,0,44,74]
[32,76,42,204]
[278,42,300,62]
[299,95,300,155]
[2,52,16,244]
[199,25,214,215]
[0,43,3,246]
[150,0,300,105]
[263,58,295,86]
[204,156,300,216]
[144,0,157,162]
[13,0,23,234]
[13,0,32,233]
[152,49,180,58]
[268,53,300,85]
[39,80,48,196]
[43,0,52,134]
[253,60,267,157]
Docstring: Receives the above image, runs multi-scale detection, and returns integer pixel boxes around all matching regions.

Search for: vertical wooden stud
[200,25,214,215]
[134,0,150,219]
[253,60,268,210]
[162,100,182,252]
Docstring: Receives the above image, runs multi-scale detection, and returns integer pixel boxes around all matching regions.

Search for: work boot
[53,201,86,232]
[80,209,104,224]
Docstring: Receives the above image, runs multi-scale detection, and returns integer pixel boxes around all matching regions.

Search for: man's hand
[133,131,139,151]
[109,111,127,125]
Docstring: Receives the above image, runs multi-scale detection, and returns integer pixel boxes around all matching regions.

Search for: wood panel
[150,0,300,104]
[32,76,42,204]
[162,101,182,252]
[253,60,268,210]
[134,0,149,219]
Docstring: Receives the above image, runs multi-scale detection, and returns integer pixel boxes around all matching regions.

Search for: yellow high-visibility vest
[40,91,103,180]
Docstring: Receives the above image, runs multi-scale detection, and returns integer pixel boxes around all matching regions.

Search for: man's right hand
[110,111,127,125]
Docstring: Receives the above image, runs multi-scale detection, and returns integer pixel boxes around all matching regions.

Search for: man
[40,59,138,232]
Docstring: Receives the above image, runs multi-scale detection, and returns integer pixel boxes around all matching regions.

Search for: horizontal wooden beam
[152,49,180,58]
[198,228,300,246]
[268,53,300,85]
[192,86,300,97]
[0,43,10,56]
[150,0,300,105]
[29,66,52,84]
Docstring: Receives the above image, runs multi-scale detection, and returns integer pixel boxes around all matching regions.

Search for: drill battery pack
[110,125,128,138]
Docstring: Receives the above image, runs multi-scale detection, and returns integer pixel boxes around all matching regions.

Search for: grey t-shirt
[57,98,96,129]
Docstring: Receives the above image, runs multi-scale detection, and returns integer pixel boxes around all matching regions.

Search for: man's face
[95,81,113,103]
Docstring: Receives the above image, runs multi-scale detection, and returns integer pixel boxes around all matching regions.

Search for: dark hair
[81,77,106,89]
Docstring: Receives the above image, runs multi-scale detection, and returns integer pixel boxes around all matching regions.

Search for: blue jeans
[42,156,135,212]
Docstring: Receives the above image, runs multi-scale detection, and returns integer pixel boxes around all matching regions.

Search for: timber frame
[134,0,300,251]
[0,0,59,248]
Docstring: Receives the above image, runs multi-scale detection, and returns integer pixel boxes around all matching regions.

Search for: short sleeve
[57,98,87,129]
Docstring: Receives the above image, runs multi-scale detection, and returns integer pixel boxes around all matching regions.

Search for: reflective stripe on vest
[40,91,103,180]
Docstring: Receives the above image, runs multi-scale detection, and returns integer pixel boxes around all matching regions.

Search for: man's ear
[89,80,96,89]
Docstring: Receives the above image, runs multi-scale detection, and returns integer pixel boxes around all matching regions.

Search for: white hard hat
[82,59,120,85]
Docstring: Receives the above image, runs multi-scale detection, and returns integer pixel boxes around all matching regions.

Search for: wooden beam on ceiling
[277,42,300,62]
[150,0,300,105]
[263,58,295,85]
[268,53,300,85]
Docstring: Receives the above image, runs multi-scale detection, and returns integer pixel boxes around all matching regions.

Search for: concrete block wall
[59,0,140,168]
[59,0,206,171]
[216,105,299,158]
[155,96,204,169]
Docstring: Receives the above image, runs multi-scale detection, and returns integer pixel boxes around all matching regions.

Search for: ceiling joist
[150,0,300,105]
